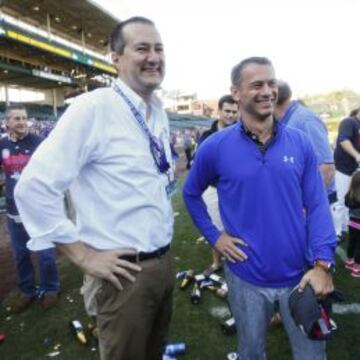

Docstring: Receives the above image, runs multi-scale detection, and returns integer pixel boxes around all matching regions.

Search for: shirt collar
[113,78,163,111]
[240,118,279,141]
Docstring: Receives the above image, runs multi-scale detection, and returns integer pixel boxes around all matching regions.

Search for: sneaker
[227,352,239,360]
[203,264,223,277]
[345,258,355,269]
[270,312,282,327]
[338,231,348,242]
[41,293,59,310]
[11,295,36,314]
[351,266,360,278]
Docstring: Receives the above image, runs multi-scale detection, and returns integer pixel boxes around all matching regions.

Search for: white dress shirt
[15,78,174,252]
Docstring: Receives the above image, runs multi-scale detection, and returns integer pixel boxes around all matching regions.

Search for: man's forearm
[57,241,91,270]
[340,140,360,160]
[319,163,335,187]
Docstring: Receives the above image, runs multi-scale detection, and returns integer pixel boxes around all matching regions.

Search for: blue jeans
[225,266,326,360]
[7,217,60,297]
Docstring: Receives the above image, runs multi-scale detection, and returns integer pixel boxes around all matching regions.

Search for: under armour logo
[283,155,294,163]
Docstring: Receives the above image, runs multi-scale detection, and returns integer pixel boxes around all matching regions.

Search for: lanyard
[112,82,170,174]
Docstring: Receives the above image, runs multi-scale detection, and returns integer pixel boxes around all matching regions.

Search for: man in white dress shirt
[15,17,174,360]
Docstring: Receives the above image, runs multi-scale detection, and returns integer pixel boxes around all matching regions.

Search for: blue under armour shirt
[183,121,336,287]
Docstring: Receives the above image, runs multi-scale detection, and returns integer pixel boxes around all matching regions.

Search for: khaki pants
[82,251,174,360]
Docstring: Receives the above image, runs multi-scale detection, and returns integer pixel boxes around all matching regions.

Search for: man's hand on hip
[214,232,248,263]
[57,242,141,291]
[298,267,334,298]
[80,248,142,291]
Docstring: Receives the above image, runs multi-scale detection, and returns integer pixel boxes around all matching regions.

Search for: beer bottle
[190,283,201,304]
[221,316,237,335]
[216,283,229,298]
[179,269,195,290]
[69,320,87,344]
[164,342,186,356]
[209,273,225,285]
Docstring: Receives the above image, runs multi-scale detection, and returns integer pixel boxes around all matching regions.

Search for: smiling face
[6,108,29,140]
[232,63,277,122]
[218,102,239,128]
[112,22,165,99]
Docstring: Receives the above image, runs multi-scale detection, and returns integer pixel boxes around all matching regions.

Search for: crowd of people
[0,118,55,139]
[1,15,360,360]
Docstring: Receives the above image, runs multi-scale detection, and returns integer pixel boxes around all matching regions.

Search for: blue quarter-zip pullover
[183,121,336,287]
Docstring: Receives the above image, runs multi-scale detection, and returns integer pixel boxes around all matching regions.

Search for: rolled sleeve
[14,93,104,250]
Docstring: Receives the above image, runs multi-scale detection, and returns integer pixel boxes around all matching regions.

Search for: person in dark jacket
[198,95,239,146]
[0,104,60,313]
[344,169,360,277]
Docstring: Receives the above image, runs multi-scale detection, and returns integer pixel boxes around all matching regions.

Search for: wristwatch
[314,260,336,275]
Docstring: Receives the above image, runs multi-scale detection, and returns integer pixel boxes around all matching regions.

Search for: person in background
[198,95,239,274]
[275,81,336,205]
[184,131,196,169]
[344,169,360,277]
[333,108,360,241]
[0,104,60,313]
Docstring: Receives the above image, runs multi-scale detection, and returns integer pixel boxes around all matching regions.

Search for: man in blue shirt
[274,81,339,238]
[275,81,336,203]
[183,57,336,360]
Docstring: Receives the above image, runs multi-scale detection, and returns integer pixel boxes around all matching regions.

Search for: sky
[92,0,360,100]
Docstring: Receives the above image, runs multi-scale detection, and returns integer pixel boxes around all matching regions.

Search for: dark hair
[350,108,360,118]
[110,16,155,54]
[348,170,360,202]
[276,81,292,106]
[231,57,273,86]
[218,95,237,110]
[5,104,27,118]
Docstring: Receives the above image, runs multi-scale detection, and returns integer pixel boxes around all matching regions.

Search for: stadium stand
[0,0,119,114]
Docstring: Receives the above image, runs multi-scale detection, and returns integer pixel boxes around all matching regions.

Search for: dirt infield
[0,214,17,300]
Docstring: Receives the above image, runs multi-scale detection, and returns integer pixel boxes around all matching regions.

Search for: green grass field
[1,176,360,359]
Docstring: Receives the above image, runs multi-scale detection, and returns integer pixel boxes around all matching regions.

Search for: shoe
[41,293,59,309]
[270,312,282,327]
[337,231,348,242]
[203,264,223,277]
[351,266,360,278]
[345,258,355,269]
[227,352,239,360]
[11,295,35,314]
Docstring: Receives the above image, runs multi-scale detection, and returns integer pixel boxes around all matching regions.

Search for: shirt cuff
[26,219,78,251]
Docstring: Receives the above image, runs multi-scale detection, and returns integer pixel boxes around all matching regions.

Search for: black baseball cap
[288,285,339,341]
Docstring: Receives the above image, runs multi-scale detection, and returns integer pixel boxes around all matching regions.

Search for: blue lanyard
[112,82,170,174]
